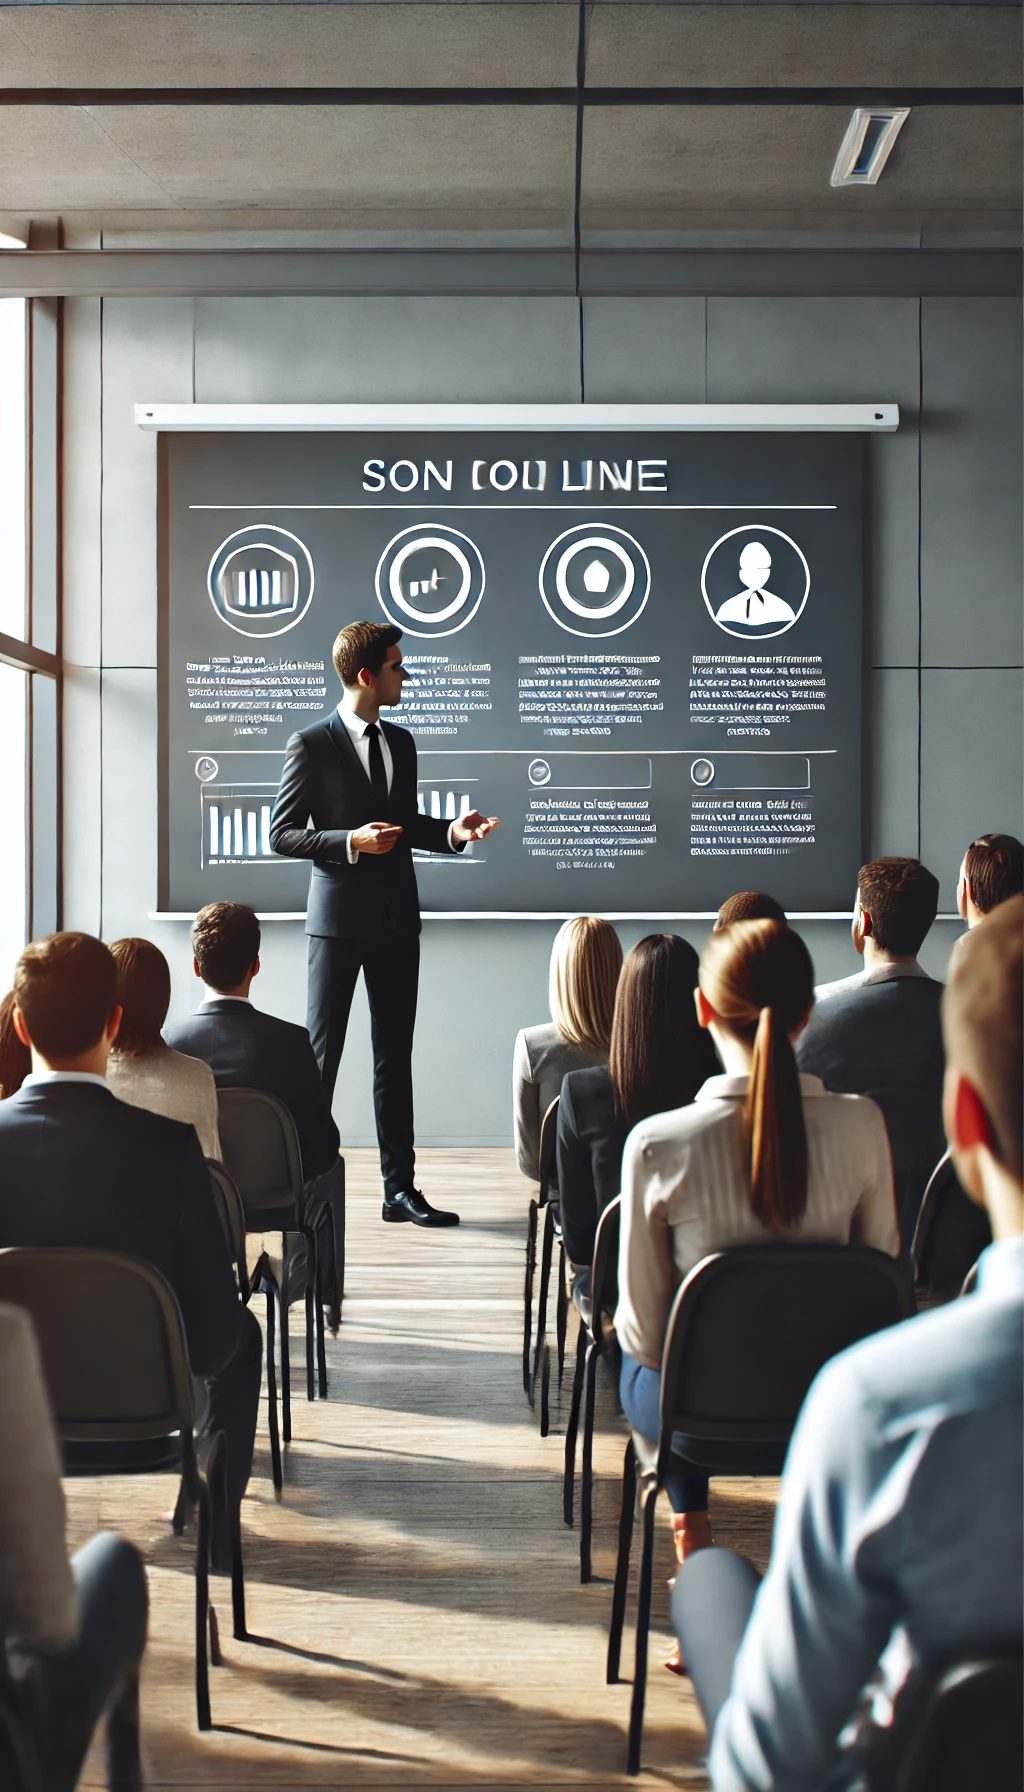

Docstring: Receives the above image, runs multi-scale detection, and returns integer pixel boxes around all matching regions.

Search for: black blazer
[165,999,340,1181]
[556,1067,630,1270]
[796,974,946,1095]
[0,1081,242,1379]
[270,712,459,939]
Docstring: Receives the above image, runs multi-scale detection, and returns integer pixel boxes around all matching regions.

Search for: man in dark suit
[270,620,498,1228]
[798,856,945,1245]
[1,932,261,1562]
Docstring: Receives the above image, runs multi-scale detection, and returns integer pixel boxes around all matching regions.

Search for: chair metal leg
[106,1663,142,1792]
[208,1602,222,1667]
[579,1340,599,1584]
[194,1485,212,1731]
[555,1240,568,1387]
[264,1284,283,1495]
[563,1320,588,1525]
[540,1342,552,1437]
[309,1223,328,1398]
[627,1482,659,1777]
[532,1201,555,1415]
[279,1238,292,1446]
[607,1436,636,1684]
[523,1200,538,1401]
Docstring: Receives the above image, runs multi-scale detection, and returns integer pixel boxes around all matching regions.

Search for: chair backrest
[216,1086,304,1219]
[896,1657,1023,1792]
[0,1248,195,1442]
[205,1158,249,1293]
[864,1084,947,1252]
[659,1243,915,1457]
[590,1196,621,1355]
[912,1153,993,1303]
[538,1096,559,1203]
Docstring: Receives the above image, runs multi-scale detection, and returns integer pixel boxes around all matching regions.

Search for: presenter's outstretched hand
[351,822,404,855]
[452,811,500,845]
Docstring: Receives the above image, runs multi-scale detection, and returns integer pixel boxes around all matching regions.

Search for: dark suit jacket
[796,974,945,1096]
[269,712,459,939]
[165,999,340,1181]
[557,1068,630,1270]
[0,1081,241,1378]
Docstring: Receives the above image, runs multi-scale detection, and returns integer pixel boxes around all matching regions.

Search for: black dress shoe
[382,1188,460,1228]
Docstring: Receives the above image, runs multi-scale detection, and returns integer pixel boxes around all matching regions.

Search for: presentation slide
[158,426,864,915]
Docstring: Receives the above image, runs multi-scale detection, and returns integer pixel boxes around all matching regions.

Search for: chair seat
[63,1436,185,1475]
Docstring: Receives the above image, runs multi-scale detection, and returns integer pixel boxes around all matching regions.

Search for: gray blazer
[512,1022,608,1181]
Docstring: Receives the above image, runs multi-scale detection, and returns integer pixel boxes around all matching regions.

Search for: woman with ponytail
[616,920,898,1653]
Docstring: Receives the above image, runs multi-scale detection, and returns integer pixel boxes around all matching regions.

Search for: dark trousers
[619,1351,711,1513]
[204,1305,263,1520]
[671,1548,761,1736]
[307,930,420,1198]
[17,1532,149,1792]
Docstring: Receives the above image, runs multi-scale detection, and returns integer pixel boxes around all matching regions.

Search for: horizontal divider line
[0,85,1018,107]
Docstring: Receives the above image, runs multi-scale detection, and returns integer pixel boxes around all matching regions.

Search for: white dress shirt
[615,1072,900,1368]
[22,1070,109,1091]
[335,698,458,861]
[201,990,251,1004]
[814,959,933,1003]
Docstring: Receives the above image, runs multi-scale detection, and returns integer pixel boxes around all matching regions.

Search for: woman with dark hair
[616,920,899,1653]
[0,989,31,1099]
[106,938,221,1159]
[557,935,719,1299]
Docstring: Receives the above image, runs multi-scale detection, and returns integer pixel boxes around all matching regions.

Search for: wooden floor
[74,1150,779,1789]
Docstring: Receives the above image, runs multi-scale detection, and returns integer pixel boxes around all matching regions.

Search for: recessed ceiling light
[0,232,27,250]
[830,108,909,188]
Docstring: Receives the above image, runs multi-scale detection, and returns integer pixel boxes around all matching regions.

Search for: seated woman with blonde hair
[512,916,623,1182]
[107,937,221,1160]
[616,919,899,1661]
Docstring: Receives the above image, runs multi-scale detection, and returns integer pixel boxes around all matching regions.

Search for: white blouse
[615,1072,900,1368]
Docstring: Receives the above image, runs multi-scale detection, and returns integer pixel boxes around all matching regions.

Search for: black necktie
[364,723,389,807]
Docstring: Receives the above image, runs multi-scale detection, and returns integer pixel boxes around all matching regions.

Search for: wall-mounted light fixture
[830,108,909,187]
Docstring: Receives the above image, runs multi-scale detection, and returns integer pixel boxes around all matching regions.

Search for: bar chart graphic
[201,788,278,865]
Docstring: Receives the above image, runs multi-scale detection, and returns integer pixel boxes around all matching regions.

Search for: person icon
[715,541,798,629]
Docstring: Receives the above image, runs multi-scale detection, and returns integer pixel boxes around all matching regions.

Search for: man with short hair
[713,891,787,932]
[956,831,1024,928]
[673,893,1024,1792]
[0,933,261,1564]
[270,620,499,1228]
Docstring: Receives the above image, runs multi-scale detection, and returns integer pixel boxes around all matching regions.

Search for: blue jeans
[619,1351,710,1514]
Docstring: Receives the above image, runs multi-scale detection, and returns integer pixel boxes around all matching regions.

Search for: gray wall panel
[194,296,581,404]
[99,668,160,941]
[920,298,1024,667]
[921,667,1024,908]
[61,297,102,670]
[61,664,102,937]
[581,297,706,401]
[706,296,921,668]
[867,668,920,862]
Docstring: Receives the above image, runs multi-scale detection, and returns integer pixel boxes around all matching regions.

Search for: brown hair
[963,833,1024,917]
[944,892,1024,1179]
[857,856,939,957]
[13,933,119,1061]
[609,935,717,1128]
[698,919,815,1229]
[332,621,402,687]
[191,902,261,993]
[0,989,31,1098]
[109,938,172,1057]
[548,917,622,1052]
[714,891,787,932]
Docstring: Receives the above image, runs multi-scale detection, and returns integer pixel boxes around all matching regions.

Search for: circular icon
[195,757,219,783]
[690,758,714,787]
[376,524,485,638]
[539,524,650,638]
[701,525,809,641]
[207,525,314,639]
[528,758,552,787]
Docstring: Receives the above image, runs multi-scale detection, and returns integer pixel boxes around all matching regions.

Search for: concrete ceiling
[0,3,1018,245]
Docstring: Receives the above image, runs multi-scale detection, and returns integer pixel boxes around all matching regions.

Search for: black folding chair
[526,1098,568,1435]
[523,1097,559,1407]
[865,1084,947,1254]
[0,1247,246,1733]
[563,1196,620,1584]
[912,1152,993,1305]
[608,1243,915,1776]
[217,1088,326,1452]
[207,1157,282,1497]
[897,1657,1023,1792]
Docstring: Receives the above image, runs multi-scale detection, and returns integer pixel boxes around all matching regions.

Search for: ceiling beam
[0,85,1019,108]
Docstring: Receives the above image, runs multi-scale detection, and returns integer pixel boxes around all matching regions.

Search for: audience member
[106,937,221,1158]
[713,891,786,931]
[956,831,1024,928]
[616,919,898,1637]
[0,1301,148,1792]
[512,916,622,1182]
[797,857,944,1244]
[165,902,340,1180]
[557,935,718,1305]
[673,893,1024,1792]
[0,933,261,1565]
[0,987,31,1098]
